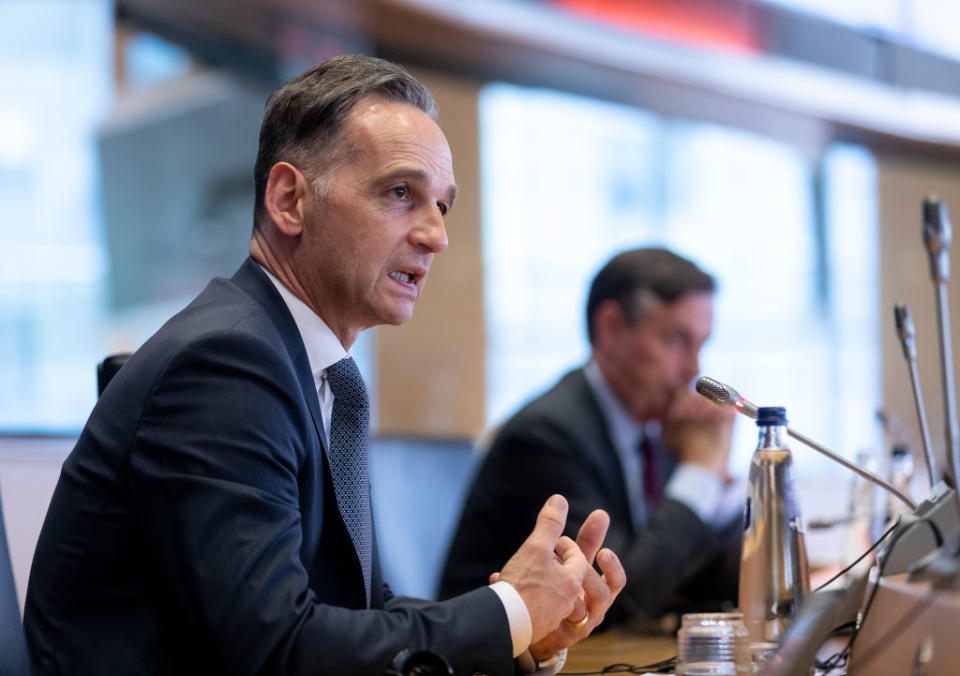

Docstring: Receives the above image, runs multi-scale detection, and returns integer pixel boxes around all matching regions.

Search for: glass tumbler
[676,612,750,676]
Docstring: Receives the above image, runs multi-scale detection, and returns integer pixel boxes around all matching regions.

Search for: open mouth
[388,271,416,284]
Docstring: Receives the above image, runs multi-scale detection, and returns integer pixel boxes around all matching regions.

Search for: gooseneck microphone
[694,377,758,419]
[894,303,938,487]
[696,376,917,511]
[923,197,960,509]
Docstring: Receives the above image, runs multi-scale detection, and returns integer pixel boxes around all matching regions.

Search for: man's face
[604,292,714,421]
[293,98,455,345]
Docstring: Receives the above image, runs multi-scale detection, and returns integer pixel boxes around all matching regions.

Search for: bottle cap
[756,406,787,426]
[891,444,910,457]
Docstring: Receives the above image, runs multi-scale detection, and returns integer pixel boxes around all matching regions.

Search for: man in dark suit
[441,248,741,625]
[23,55,625,675]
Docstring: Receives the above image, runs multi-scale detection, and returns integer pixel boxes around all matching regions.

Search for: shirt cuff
[665,463,724,524]
[489,580,531,658]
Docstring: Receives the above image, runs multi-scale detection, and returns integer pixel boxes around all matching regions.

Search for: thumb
[524,494,569,553]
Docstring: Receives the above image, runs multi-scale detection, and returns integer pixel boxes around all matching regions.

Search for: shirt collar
[258,265,349,384]
[583,359,647,453]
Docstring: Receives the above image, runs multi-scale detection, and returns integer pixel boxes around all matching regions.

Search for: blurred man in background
[441,247,742,626]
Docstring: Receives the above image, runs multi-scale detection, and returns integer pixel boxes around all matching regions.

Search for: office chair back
[97,352,133,397]
[0,486,31,675]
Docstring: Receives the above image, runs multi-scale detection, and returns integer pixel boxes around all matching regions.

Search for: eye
[390,186,409,200]
[436,201,448,216]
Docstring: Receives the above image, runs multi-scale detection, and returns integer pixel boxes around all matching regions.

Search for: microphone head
[923,196,952,281]
[695,376,759,419]
[695,376,730,405]
[893,303,913,335]
[894,304,916,359]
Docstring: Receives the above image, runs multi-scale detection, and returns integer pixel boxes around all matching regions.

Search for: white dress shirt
[259,267,560,670]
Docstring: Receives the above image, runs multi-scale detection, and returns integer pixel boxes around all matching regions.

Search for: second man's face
[613,292,714,422]
[295,97,457,341]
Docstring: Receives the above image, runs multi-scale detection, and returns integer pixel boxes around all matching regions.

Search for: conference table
[563,628,851,675]
[564,630,676,673]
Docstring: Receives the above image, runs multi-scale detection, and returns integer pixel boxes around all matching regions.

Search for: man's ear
[592,300,627,353]
[263,162,309,237]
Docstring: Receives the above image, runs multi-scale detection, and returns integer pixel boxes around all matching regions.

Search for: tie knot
[326,358,368,410]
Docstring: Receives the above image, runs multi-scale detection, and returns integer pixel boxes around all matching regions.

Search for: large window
[481,83,880,474]
[0,1,114,432]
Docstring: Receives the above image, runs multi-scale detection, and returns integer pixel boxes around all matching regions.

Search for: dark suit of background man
[441,248,742,626]
[24,55,626,676]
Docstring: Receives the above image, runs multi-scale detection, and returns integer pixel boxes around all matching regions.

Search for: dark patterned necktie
[326,357,372,607]
[639,433,664,514]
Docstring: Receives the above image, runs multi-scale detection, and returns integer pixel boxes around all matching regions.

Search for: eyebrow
[377,167,458,207]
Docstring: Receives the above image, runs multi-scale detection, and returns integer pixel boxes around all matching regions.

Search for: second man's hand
[663,388,735,480]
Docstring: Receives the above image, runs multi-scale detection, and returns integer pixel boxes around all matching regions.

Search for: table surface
[564,631,853,675]
[564,630,676,673]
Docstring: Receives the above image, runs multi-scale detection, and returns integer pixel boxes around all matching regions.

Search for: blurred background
[4,0,960,603]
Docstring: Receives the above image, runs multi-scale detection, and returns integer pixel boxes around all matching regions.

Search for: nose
[410,204,448,254]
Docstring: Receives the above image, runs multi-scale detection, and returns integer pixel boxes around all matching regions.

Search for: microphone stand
[900,198,960,588]
[894,303,938,487]
[923,197,960,503]
[695,377,916,510]
[696,376,959,578]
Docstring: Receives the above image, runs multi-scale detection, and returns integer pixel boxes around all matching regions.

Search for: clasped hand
[662,388,736,480]
[494,495,626,660]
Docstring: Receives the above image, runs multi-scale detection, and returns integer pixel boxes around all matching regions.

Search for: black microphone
[695,376,916,511]
[385,650,455,676]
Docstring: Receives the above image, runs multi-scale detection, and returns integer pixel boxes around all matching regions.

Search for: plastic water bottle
[738,406,810,651]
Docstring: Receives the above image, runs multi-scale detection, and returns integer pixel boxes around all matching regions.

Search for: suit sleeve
[128,330,514,676]
[443,415,726,623]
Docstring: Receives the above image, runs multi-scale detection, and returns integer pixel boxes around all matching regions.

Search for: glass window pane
[481,82,880,479]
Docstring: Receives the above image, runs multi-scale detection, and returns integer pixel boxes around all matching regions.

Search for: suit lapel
[230,258,372,606]
[568,369,636,532]
[229,258,328,453]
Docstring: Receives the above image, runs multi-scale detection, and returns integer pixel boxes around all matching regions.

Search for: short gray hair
[252,54,437,227]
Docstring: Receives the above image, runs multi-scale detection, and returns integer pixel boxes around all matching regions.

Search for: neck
[592,351,650,423]
[249,227,359,349]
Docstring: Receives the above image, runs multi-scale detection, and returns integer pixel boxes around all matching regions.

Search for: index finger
[554,535,588,586]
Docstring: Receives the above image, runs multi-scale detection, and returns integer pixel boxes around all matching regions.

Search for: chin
[378,305,416,326]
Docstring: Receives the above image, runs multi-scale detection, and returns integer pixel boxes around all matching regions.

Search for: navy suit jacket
[24,259,512,675]
[440,368,740,624]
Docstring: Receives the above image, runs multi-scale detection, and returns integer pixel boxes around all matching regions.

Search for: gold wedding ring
[566,610,589,628]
